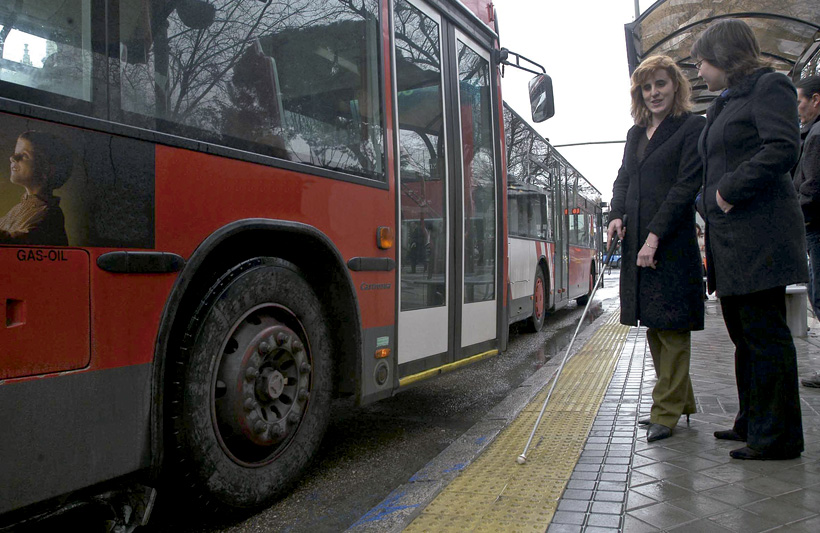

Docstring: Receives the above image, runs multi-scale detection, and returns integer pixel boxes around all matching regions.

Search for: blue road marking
[442,463,465,473]
[348,490,420,526]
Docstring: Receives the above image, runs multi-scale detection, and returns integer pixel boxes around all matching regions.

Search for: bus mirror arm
[494,48,545,76]
[494,48,554,123]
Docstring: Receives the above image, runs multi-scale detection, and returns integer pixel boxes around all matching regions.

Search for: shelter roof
[625,0,820,113]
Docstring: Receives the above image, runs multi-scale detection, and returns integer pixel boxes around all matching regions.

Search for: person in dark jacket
[692,19,807,460]
[793,77,820,311]
[607,55,705,443]
[793,76,820,388]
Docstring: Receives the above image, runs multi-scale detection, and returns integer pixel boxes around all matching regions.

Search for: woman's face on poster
[9,138,47,195]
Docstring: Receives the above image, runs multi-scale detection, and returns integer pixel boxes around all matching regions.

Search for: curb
[346,305,618,532]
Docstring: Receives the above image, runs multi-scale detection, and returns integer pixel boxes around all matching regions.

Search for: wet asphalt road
[141,271,621,533]
[26,272,620,533]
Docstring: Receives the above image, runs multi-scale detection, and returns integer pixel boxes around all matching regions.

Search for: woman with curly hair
[607,55,705,443]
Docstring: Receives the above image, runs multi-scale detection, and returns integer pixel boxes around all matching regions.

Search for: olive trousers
[646,328,696,429]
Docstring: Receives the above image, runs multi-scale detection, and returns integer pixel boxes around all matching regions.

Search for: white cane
[517,230,622,465]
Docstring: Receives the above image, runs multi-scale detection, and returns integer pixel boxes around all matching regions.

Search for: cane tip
[516,455,527,465]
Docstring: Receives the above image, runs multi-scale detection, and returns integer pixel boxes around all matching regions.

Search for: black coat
[793,118,820,225]
[609,113,705,330]
[699,69,808,297]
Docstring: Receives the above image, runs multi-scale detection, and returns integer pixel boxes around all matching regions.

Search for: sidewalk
[350,298,820,532]
[555,300,820,532]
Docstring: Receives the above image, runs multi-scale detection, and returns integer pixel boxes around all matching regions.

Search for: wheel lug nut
[288,412,300,424]
[245,367,258,380]
[300,362,311,374]
[298,389,309,401]
[276,332,288,346]
[293,340,304,352]
[259,341,271,355]
[254,421,267,434]
[244,398,256,411]
[271,424,285,438]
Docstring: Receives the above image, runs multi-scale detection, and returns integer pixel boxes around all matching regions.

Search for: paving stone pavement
[549,299,820,532]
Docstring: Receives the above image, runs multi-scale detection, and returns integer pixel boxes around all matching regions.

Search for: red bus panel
[0,248,89,379]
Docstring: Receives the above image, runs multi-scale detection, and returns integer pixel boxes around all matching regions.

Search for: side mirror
[529,74,555,123]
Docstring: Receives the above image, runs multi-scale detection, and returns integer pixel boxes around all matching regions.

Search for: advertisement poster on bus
[0,113,155,249]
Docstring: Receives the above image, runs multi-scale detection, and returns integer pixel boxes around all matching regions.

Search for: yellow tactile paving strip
[405,313,630,532]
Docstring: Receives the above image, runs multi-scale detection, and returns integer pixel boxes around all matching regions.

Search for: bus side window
[531,194,543,240]
[540,194,549,240]
[116,0,385,181]
[220,40,288,160]
[0,2,95,103]
[545,186,554,241]
[577,212,588,245]
[508,195,519,237]
[517,195,530,237]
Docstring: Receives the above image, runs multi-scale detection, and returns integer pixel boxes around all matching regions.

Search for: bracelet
[644,242,657,249]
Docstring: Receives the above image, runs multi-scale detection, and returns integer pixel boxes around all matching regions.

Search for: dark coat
[609,113,706,330]
[793,118,820,225]
[699,69,808,297]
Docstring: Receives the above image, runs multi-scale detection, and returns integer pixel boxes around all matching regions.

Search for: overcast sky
[492,0,654,200]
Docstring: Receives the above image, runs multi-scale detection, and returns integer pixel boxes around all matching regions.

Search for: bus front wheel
[526,267,546,332]
[168,257,332,510]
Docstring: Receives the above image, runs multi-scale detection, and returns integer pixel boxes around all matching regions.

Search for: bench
[785,284,808,338]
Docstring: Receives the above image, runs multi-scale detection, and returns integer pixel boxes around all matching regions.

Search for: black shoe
[714,429,745,441]
[640,414,691,427]
[647,423,672,442]
[730,446,801,460]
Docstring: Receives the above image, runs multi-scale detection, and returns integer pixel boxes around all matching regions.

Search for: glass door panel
[455,33,496,348]
[395,0,449,364]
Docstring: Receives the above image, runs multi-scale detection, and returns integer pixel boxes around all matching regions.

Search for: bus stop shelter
[625,0,820,113]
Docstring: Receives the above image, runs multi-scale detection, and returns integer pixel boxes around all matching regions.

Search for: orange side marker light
[377,226,394,249]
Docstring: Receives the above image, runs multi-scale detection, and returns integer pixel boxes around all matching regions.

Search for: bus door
[454,32,497,352]
[394,0,451,367]
[394,0,499,370]
[553,165,569,307]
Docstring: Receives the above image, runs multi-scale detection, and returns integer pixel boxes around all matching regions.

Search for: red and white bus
[0,0,557,527]
[504,104,603,332]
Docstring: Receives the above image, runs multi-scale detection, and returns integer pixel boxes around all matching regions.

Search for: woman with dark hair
[0,131,74,246]
[607,55,705,443]
[692,19,806,460]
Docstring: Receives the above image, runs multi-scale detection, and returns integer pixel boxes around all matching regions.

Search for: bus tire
[575,266,594,306]
[526,267,546,332]
[168,257,332,510]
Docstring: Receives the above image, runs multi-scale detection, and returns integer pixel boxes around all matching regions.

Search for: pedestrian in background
[792,76,820,388]
[607,55,705,443]
[692,18,806,460]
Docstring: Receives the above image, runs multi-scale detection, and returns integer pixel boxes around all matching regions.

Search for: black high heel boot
[647,423,672,442]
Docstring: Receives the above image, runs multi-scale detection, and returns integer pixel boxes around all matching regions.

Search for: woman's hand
[607,218,625,243]
[716,190,733,213]
[637,232,659,269]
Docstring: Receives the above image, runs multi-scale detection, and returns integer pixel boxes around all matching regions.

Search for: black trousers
[721,286,803,455]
